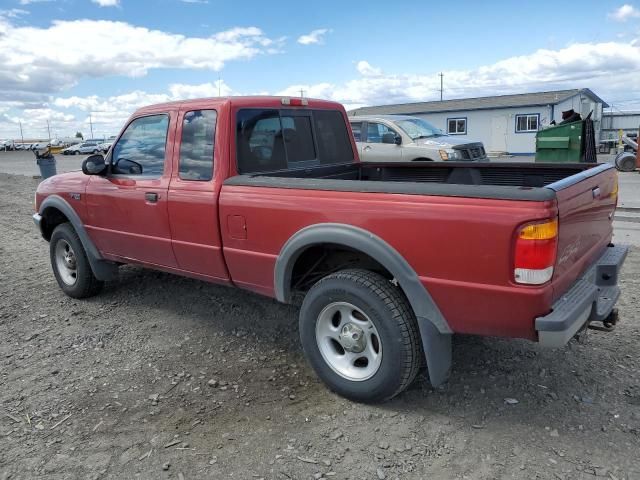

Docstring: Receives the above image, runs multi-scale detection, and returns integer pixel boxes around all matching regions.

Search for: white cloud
[297,28,331,45]
[322,40,640,109]
[609,4,640,21]
[0,8,29,18]
[356,60,382,77]
[43,81,238,137]
[0,15,282,103]
[3,35,640,138]
[92,0,120,6]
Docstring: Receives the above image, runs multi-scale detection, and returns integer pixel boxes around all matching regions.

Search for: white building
[349,89,608,155]
[601,111,640,140]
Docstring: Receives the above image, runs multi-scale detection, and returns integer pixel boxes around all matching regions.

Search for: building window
[515,114,539,133]
[447,118,466,135]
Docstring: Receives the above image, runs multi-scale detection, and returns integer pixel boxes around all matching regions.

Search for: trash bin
[535,120,583,163]
[36,156,57,179]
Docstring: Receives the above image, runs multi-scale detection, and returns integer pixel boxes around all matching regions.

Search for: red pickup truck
[33,96,627,402]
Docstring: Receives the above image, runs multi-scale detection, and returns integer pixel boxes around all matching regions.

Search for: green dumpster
[535,120,583,162]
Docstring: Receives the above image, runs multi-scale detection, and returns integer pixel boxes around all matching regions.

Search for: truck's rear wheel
[299,269,422,403]
[50,223,103,298]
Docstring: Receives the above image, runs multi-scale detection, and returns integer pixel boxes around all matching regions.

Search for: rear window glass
[236,108,354,174]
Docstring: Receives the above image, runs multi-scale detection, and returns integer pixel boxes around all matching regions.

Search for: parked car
[1,140,16,151]
[63,141,100,155]
[33,96,627,403]
[348,114,488,162]
[98,141,112,153]
[32,141,51,150]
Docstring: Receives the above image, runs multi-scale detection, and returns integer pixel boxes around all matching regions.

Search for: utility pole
[218,74,221,96]
[19,121,24,144]
[46,120,51,139]
[300,88,306,98]
[89,114,94,140]
[438,72,444,101]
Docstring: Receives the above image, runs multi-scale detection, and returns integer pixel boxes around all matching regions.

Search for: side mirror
[382,132,401,145]
[82,154,107,175]
[113,158,142,175]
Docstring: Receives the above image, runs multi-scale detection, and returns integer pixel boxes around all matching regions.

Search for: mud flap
[416,317,452,387]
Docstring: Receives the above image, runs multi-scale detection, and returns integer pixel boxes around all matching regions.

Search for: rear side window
[236,108,354,174]
[350,121,362,141]
[179,109,217,181]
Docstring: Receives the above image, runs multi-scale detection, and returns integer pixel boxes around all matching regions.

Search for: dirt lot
[1,172,639,480]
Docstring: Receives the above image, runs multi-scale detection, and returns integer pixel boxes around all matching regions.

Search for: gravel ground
[1,172,639,480]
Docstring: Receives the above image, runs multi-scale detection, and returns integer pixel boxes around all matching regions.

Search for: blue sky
[1,0,639,138]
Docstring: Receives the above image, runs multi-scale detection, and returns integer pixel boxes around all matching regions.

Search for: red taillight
[514,219,558,285]
[281,97,308,107]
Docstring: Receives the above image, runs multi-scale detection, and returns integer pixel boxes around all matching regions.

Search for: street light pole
[89,114,94,140]
[19,121,24,144]
[46,120,51,139]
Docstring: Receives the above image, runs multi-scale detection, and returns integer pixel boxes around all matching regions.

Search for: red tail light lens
[514,219,558,285]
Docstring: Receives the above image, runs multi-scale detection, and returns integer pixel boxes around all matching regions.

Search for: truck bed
[225,162,611,202]
[222,160,617,340]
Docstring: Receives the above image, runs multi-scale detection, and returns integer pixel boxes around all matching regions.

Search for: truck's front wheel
[50,223,103,298]
[299,269,422,403]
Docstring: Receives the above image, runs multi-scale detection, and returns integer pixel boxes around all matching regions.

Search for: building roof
[349,89,608,116]
[603,110,640,116]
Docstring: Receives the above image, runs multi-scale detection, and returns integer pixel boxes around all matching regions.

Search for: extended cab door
[167,108,230,281]
[84,113,178,267]
[360,121,403,162]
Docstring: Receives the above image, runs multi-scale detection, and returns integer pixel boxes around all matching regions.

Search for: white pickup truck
[348,114,488,162]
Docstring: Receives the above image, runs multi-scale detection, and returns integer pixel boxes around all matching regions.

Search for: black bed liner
[224,162,613,202]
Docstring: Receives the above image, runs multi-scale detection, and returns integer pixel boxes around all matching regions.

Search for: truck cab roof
[132,96,343,116]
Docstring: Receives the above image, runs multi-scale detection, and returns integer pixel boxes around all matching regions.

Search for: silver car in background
[348,115,488,162]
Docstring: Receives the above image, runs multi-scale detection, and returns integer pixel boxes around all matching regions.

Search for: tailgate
[549,164,618,301]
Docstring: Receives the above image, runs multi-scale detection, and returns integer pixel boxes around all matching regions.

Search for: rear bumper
[535,244,628,347]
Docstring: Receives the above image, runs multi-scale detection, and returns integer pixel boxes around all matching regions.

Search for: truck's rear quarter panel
[219,185,558,339]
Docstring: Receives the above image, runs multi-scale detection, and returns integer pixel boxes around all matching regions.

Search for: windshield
[395,118,444,139]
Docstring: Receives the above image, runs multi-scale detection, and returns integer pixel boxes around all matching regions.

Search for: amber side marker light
[514,218,558,285]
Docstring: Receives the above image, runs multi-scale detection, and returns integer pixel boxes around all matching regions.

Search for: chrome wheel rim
[55,239,78,286]
[315,302,382,381]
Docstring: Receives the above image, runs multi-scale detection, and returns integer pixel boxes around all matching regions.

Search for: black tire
[73,150,78,155]
[299,269,422,403]
[412,157,433,162]
[93,150,98,154]
[50,223,103,298]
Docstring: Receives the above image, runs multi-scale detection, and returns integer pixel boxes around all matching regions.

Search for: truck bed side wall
[219,185,558,339]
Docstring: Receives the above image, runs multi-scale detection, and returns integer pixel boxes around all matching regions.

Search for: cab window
[179,110,217,181]
[366,122,397,143]
[236,108,353,174]
[111,114,169,177]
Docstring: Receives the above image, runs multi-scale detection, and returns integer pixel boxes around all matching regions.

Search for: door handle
[145,192,158,203]
[592,187,601,199]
